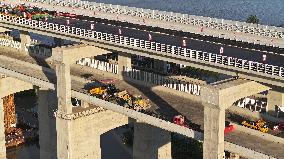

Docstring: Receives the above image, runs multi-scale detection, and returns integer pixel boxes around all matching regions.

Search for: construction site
[1,91,38,150]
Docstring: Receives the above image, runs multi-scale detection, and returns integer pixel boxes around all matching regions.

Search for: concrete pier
[118,52,132,78]
[38,88,57,159]
[56,108,128,159]
[56,62,72,114]
[153,59,167,74]
[201,79,270,159]
[19,31,31,51]
[203,104,225,159]
[267,89,284,116]
[54,37,65,46]
[133,122,171,159]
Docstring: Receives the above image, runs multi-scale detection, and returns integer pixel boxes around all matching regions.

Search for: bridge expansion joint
[54,107,106,120]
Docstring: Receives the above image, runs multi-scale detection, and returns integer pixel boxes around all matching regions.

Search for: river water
[91,0,284,26]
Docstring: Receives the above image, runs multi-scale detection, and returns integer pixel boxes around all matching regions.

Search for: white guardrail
[76,58,201,96]
[0,37,52,56]
[20,0,284,39]
[0,14,283,79]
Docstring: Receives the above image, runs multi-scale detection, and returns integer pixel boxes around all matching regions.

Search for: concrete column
[203,104,225,159]
[153,59,167,74]
[54,37,65,46]
[229,153,240,159]
[38,88,57,159]
[55,62,73,159]
[0,98,6,159]
[117,52,131,78]
[133,122,171,159]
[19,31,31,51]
[267,90,284,116]
[56,62,72,114]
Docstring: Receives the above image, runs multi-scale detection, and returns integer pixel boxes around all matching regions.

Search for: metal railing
[0,14,283,79]
[17,0,284,39]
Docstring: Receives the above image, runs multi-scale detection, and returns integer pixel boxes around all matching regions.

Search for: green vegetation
[246,15,260,24]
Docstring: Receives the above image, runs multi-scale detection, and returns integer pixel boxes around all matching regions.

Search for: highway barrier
[76,58,118,74]
[0,36,52,57]
[18,0,284,40]
[76,58,201,96]
[0,37,21,50]
[123,67,201,96]
[234,97,267,113]
[0,14,283,79]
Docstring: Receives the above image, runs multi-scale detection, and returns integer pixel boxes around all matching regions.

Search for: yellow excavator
[241,119,269,133]
[116,90,151,111]
[88,82,118,101]
[89,83,107,98]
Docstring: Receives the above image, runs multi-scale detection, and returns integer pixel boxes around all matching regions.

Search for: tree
[246,15,260,24]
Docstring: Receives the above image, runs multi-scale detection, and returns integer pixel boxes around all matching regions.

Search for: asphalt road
[46,16,284,67]
[0,48,283,158]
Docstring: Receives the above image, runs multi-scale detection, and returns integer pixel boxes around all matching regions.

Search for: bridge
[0,1,283,159]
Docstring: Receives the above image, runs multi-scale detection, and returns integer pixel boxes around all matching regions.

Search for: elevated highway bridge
[4,0,284,49]
[0,45,282,159]
[0,14,283,87]
[0,2,284,158]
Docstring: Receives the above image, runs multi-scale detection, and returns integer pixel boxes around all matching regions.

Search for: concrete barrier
[76,57,202,96]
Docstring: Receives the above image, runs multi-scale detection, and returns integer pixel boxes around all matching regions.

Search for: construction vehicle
[116,90,151,111]
[224,121,234,134]
[87,81,119,101]
[173,115,190,128]
[241,119,269,133]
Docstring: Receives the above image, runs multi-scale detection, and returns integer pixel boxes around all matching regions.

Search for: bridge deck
[5,0,284,48]
[0,47,283,158]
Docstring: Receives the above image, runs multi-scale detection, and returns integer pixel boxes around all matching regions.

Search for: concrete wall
[57,109,128,159]
[133,122,171,159]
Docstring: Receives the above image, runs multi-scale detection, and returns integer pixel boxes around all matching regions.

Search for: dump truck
[116,90,151,111]
[241,119,269,133]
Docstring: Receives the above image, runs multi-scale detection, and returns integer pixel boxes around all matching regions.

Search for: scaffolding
[2,94,16,133]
